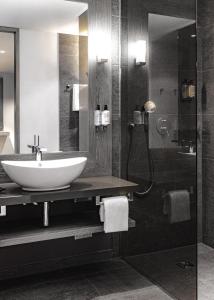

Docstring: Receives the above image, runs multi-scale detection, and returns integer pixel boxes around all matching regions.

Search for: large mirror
[0,0,88,155]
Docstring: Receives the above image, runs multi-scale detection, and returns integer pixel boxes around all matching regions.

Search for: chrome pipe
[43,202,49,227]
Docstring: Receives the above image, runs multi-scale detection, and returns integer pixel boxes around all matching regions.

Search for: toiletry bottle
[188,80,195,98]
[133,105,143,125]
[102,105,110,126]
[94,104,102,127]
[182,79,189,99]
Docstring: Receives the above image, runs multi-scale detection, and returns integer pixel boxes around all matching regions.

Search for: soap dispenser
[133,105,143,125]
[94,104,102,128]
[188,80,195,98]
[101,105,110,127]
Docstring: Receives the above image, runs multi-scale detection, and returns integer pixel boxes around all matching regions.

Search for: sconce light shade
[96,56,108,64]
[144,100,156,113]
[95,30,109,64]
[135,40,147,66]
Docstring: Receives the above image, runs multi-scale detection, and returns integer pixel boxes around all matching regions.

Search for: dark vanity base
[0,176,138,247]
[0,176,138,280]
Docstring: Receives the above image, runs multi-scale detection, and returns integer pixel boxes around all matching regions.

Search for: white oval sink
[1,157,87,191]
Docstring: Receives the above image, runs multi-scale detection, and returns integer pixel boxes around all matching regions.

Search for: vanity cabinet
[0,176,138,280]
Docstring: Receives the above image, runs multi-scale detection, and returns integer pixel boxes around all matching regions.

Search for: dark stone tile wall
[198,0,214,247]
[149,29,179,150]
[197,18,203,243]
[112,0,121,177]
[178,24,197,144]
[120,0,197,255]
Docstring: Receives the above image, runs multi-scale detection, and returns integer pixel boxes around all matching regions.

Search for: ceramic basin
[1,157,87,191]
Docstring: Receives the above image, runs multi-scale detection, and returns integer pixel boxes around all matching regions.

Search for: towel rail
[95,193,134,206]
[162,187,194,199]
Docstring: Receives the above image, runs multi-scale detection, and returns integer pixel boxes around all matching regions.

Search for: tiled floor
[0,259,172,300]
[198,243,214,300]
[126,245,197,300]
[1,244,212,300]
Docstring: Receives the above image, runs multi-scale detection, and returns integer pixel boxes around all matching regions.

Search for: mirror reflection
[148,14,196,152]
[0,0,88,154]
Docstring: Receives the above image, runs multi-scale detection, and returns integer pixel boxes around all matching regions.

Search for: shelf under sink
[0,212,136,248]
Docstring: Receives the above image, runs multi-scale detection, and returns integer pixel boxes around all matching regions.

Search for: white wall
[19,29,59,153]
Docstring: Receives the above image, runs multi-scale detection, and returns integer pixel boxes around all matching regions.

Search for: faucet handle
[27,144,36,153]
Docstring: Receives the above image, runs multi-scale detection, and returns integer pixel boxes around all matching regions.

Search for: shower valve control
[157,117,170,136]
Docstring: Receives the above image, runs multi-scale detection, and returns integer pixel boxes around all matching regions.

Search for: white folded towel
[99,196,129,233]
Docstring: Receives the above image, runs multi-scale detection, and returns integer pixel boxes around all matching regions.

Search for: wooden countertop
[0,176,139,206]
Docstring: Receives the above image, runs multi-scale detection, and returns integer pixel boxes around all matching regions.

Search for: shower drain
[176,261,195,269]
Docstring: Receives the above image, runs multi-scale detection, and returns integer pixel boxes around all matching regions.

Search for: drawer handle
[75,233,93,240]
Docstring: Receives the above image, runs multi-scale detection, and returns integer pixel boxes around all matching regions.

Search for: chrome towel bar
[96,192,134,206]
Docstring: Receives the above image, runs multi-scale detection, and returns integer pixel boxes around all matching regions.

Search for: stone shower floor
[125,245,197,300]
[0,258,172,300]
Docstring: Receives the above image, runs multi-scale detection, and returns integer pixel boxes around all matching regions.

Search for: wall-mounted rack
[0,176,138,248]
[95,193,134,206]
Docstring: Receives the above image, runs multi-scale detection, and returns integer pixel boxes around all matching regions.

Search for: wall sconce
[135,40,147,66]
[96,56,108,64]
[95,30,109,64]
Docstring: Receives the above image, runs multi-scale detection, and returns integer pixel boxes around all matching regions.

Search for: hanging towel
[163,190,191,224]
[72,84,88,112]
[99,196,129,233]
[72,84,80,111]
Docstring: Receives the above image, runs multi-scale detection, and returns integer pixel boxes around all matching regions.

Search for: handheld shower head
[144,100,156,114]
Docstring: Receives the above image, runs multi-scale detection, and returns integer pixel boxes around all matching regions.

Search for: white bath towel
[99,196,129,233]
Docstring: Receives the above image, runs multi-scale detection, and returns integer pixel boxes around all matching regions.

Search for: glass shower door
[120,1,197,299]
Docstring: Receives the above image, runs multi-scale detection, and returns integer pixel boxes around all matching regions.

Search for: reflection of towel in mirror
[163,190,191,224]
[72,84,80,112]
[99,196,129,233]
[71,84,88,112]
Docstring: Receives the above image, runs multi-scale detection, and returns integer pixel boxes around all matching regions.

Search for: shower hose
[127,122,155,197]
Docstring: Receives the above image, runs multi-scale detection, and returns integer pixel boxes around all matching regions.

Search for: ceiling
[0,0,88,34]
[0,0,88,73]
[149,14,195,41]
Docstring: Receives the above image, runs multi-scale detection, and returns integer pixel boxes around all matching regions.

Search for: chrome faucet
[28,135,47,161]
[28,145,47,161]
